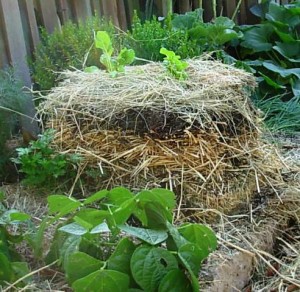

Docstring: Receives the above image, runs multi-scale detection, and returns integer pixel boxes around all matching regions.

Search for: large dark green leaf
[178,223,217,261]
[178,243,203,276]
[131,245,178,292]
[145,202,171,229]
[241,24,274,52]
[73,209,109,228]
[107,238,136,276]
[83,190,108,205]
[65,252,104,285]
[59,222,88,236]
[59,235,82,269]
[273,42,300,63]
[119,225,168,245]
[262,61,300,79]
[106,187,134,208]
[291,78,300,96]
[72,270,129,292]
[47,195,81,217]
[172,8,203,30]
[158,269,192,292]
[113,198,136,225]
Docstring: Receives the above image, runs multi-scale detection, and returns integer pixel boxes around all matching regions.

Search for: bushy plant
[124,12,202,62]
[45,187,217,291]
[0,69,25,179]
[30,16,116,91]
[0,191,31,288]
[11,129,81,188]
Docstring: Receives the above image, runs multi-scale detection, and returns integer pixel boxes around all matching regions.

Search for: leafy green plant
[0,68,25,181]
[46,187,217,291]
[85,31,135,77]
[0,192,31,288]
[160,48,188,80]
[11,129,81,187]
[124,12,202,62]
[237,1,300,99]
[31,16,115,91]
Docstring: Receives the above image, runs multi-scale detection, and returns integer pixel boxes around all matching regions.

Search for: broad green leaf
[90,222,110,234]
[0,253,13,283]
[166,222,189,250]
[47,195,80,215]
[73,209,109,228]
[291,78,300,96]
[178,250,200,292]
[117,48,135,67]
[73,216,93,231]
[131,245,178,292]
[178,223,217,260]
[144,202,170,229]
[106,187,134,208]
[95,31,113,55]
[83,190,109,205]
[65,251,104,285]
[273,42,300,63]
[274,28,295,43]
[158,269,192,292]
[241,24,274,52]
[119,225,168,245]
[72,270,129,292]
[178,243,203,275]
[113,198,136,225]
[59,223,88,236]
[214,16,235,29]
[60,235,82,269]
[107,238,136,276]
[9,212,30,222]
[262,62,300,79]
[84,66,100,73]
[0,191,4,201]
[172,8,203,30]
[136,189,175,210]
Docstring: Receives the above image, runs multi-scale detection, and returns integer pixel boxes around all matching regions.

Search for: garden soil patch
[38,59,284,219]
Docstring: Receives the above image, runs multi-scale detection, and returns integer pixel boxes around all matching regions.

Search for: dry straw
[38,59,284,214]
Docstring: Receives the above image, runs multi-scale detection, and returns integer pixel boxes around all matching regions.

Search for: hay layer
[38,59,283,212]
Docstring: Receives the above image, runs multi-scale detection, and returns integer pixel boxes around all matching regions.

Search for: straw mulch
[38,59,284,214]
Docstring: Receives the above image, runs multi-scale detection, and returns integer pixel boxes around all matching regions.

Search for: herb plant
[160,48,188,80]
[46,187,217,291]
[11,129,81,188]
[86,31,135,77]
[0,192,31,288]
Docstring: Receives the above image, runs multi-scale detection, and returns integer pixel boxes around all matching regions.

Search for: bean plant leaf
[65,251,104,285]
[107,237,136,276]
[90,222,110,234]
[72,270,129,292]
[178,223,217,261]
[119,225,168,245]
[178,243,203,276]
[137,189,176,210]
[47,195,80,215]
[59,235,82,269]
[113,198,137,225]
[83,190,109,205]
[73,209,109,228]
[166,221,189,250]
[131,245,178,292]
[11,262,31,284]
[144,202,170,229]
[158,269,192,292]
[59,222,88,236]
[8,211,30,222]
[0,253,13,283]
[106,187,134,208]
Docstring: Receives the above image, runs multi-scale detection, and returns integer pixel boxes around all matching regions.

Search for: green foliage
[234,1,300,132]
[0,192,31,288]
[11,129,81,187]
[0,68,25,179]
[46,187,217,291]
[86,31,135,77]
[124,12,202,62]
[31,17,115,90]
[160,48,188,80]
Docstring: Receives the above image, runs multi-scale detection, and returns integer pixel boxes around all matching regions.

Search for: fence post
[101,0,120,27]
[0,0,39,141]
[71,0,92,22]
[36,0,61,33]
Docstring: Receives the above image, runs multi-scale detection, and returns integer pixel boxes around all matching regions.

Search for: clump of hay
[38,59,283,214]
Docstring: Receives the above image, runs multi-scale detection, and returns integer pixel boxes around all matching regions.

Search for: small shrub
[0,69,25,180]
[30,16,116,91]
[45,187,217,291]
[11,129,81,188]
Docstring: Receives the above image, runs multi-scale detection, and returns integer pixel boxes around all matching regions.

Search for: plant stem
[212,0,217,19]
[231,0,243,20]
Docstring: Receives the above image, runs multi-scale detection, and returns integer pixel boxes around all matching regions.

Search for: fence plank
[178,0,191,13]
[0,0,39,139]
[203,0,213,21]
[36,0,61,33]
[91,0,102,16]
[0,12,9,68]
[19,0,40,52]
[225,0,237,20]
[117,0,128,31]
[71,0,92,21]
[56,0,71,24]
[101,0,120,27]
